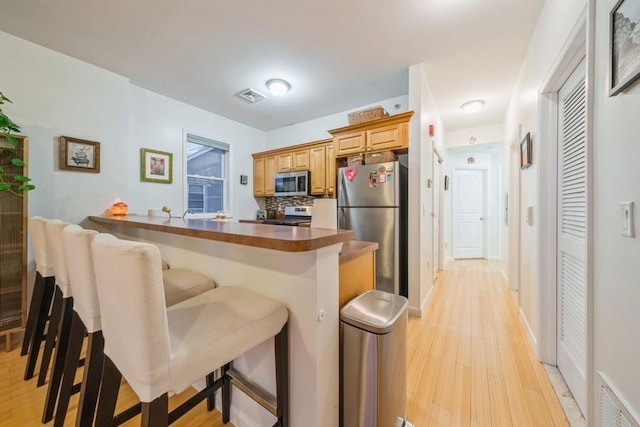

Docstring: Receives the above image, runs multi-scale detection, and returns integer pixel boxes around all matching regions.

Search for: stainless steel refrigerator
[337,161,408,296]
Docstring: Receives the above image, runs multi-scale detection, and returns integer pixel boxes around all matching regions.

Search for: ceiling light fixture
[461,99,485,114]
[266,79,291,97]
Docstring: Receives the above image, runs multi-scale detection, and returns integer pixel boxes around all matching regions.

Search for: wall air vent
[599,374,639,427]
[236,88,266,103]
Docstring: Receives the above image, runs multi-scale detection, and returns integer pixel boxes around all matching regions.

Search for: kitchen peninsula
[87,214,355,426]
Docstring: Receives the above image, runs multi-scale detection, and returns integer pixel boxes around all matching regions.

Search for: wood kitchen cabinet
[253,138,334,198]
[292,149,310,171]
[326,144,335,195]
[276,152,292,172]
[329,111,414,157]
[252,155,276,197]
[339,241,377,308]
[309,146,326,195]
[309,141,335,196]
[264,156,275,195]
[253,157,265,196]
[333,131,365,157]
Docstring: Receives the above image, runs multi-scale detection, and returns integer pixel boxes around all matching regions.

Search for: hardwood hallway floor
[1,259,567,426]
[407,259,568,426]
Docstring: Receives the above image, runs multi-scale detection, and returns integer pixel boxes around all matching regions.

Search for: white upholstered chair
[22,216,56,381]
[92,233,290,427]
[51,224,217,426]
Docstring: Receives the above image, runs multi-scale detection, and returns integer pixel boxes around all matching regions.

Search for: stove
[262,206,312,226]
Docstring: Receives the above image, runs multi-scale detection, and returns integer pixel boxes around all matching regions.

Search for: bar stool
[53,225,217,426]
[22,216,56,381]
[91,234,289,427]
[39,219,74,422]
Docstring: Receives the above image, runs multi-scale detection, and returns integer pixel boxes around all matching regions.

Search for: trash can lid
[340,290,408,334]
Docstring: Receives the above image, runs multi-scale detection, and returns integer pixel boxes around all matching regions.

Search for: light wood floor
[407,259,568,426]
[0,259,567,426]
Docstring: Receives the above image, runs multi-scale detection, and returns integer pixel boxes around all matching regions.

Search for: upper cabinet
[292,149,310,171]
[253,155,276,196]
[252,139,333,197]
[328,111,414,157]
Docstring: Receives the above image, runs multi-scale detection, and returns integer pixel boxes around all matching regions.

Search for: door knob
[479,217,484,221]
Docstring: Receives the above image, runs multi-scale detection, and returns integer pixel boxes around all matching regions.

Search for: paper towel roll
[311,198,337,229]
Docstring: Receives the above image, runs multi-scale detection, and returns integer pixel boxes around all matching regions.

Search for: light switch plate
[620,201,635,238]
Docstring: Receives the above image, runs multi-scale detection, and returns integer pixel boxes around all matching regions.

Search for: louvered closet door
[557,59,587,415]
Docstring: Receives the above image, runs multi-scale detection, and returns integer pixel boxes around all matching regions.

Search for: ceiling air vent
[236,88,266,103]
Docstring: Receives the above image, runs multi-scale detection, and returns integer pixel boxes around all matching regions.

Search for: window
[185,134,229,214]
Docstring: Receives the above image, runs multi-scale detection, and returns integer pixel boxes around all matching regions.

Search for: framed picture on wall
[140,148,173,184]
[520,132,532,170]
[59,136,100,173]
[610,0,640,96]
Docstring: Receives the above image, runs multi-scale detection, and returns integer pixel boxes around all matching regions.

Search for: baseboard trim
[519,307,537,349]
[408,284,434,317]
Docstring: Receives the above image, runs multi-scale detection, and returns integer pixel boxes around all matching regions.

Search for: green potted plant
[0,91,34,195]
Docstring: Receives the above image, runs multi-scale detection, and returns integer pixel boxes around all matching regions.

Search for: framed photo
[520,132,532,170]
[140,148,173,184]
[610,0,640,96]
[59,136,100,173]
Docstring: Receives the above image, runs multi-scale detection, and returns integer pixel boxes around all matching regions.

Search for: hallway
[407,259,568,426]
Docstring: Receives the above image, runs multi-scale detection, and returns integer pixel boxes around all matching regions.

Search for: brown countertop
[339,240,378,264]
[89,215,354,253]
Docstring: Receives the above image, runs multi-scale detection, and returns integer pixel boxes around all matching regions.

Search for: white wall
[443,145,503,264]
[265,95,408,149]
[128,86,265,218]
[0,30,263,224]
[445,123,504,148]
[502,0,587,343]
[0,31,130,224]
[593,0,640,420]
[408,63,444,314]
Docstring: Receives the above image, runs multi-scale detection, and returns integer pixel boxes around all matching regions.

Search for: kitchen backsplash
[265,196,317,213]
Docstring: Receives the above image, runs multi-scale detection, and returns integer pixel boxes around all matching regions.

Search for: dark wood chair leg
[42,296,74,423]
[274,323,289,427]
[141,394,168,427]
[37,286,64,386]
[222,363,232,424]
[21,272,45,356]
[76,330,104,427]
[24,276,55,380]
[53,311,86,427]
[95,356,122,427]
[206,372,216,411]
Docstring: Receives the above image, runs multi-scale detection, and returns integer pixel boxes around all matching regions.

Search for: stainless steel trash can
[340,290,410,427]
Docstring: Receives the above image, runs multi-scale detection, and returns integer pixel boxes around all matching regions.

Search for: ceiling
[0,0,544,132]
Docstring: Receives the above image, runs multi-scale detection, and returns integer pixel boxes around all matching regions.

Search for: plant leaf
[0,183,10,191]
[14,175,30,182]
[10,158,25,167]
[18,184,35,191]
[0,166,3,173]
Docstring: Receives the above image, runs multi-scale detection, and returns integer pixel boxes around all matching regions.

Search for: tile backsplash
[265,196,317,213]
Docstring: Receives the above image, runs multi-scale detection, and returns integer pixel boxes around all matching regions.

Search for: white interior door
[557,59,587,414]
[453,169,484,259]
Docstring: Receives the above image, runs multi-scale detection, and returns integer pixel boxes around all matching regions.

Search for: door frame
[537,8,593,422]
[508,125,522,302]
[452,167,487,259]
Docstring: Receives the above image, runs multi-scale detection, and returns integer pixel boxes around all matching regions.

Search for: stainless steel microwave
[274,170,309,197]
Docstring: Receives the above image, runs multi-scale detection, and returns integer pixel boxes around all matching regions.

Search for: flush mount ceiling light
[266,79,291,97]
[461,99,485,114]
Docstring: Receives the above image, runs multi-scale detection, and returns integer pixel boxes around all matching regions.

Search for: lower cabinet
[339,243,376,308]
